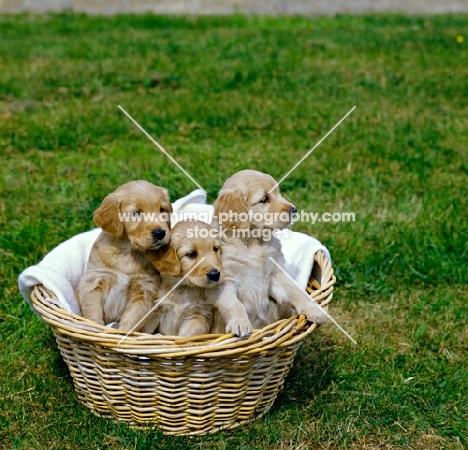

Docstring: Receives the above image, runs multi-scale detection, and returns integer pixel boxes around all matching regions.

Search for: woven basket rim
[31,250,335,358]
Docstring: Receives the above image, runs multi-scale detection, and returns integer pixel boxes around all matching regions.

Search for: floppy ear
[214,190,249,230]
[147,245,181,277]
[93,192,124,237]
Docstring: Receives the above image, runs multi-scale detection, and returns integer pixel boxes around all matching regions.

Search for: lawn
[0,13,467,450]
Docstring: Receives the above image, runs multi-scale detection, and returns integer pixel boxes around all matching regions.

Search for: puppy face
[149,221,223,288]
[215,170,296,231]
[94,180,172,250]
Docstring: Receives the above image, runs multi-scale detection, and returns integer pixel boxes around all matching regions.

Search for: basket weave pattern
[31,251,334,435]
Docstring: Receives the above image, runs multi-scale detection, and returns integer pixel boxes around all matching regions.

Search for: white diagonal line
[269,257,357,345]
[117,256,207,345]
[269,106,356,193]
[118,105,206,193]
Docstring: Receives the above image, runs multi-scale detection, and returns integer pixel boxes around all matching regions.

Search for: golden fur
[78,180,172,332]
[211,169,327,336]
[147,220,223,337]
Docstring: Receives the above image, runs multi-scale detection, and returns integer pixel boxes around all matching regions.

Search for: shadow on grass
[272,332,338,412]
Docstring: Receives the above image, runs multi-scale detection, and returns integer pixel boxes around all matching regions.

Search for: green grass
[0,13,467,450]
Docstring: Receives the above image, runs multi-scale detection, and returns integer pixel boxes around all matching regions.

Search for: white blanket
[278,230,330,289]
[18,189,330,316]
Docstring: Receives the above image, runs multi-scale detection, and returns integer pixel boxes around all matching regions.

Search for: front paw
[226,318,253,339]
[299,302,329,325]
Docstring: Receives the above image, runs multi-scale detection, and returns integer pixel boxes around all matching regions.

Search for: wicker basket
[30,250,334,435]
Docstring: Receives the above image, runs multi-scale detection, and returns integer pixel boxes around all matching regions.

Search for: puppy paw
[299,302,329,325]
[226,318,253,339]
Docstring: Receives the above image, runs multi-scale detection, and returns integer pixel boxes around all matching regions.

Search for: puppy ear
[215,190,249,230]
[147,245,181,277]
[93,193,124,237]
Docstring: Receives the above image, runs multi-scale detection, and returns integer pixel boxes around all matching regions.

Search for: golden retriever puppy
[211,169,327,336]
[78,180,172,332]
[147,220,223,337]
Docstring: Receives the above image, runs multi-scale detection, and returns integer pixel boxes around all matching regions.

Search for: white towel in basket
[277,230,331,289]
[18,189,330,316]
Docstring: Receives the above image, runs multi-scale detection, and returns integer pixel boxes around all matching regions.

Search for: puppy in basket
[211,170,327,337]
[147,220,225,337]
[79,180,171,332]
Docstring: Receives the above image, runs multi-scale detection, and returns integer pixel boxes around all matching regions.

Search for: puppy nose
[151,228,166,242]
[289,207,298,218]
[207,269,220,282]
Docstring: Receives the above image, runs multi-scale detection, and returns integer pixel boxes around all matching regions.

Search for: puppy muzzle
[206,269,221,283]
[151,228,166,243]
[289,206,298,222]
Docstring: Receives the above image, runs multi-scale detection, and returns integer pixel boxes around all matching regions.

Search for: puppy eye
[213,246,219,253]
[187,251,197,259]
[160,207,166,213]
[132,210,142,216]
[259,196,270,204]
